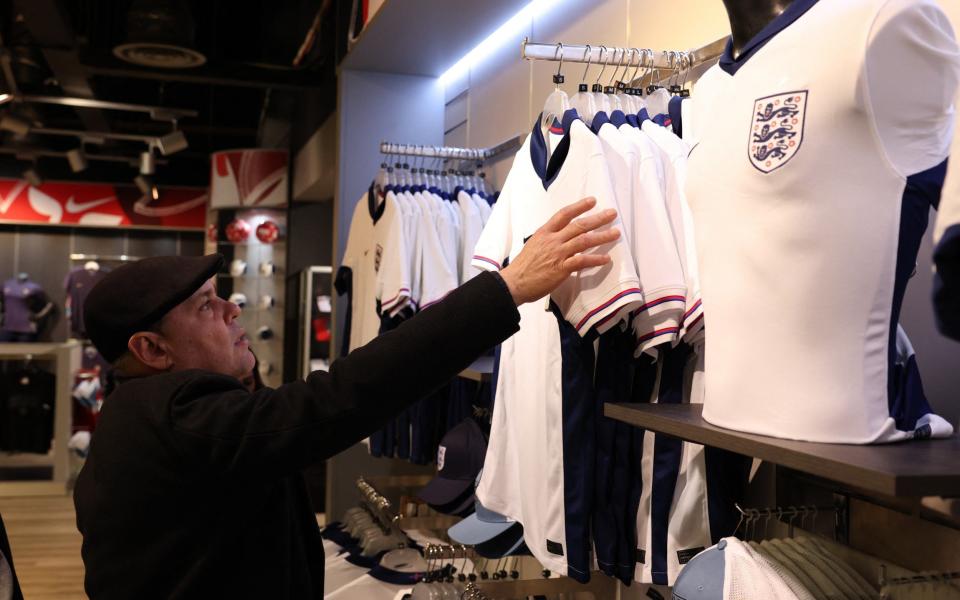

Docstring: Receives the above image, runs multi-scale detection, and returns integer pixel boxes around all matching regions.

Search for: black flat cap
[84,254,224,363]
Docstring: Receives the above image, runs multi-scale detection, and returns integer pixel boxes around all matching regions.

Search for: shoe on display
[316,295,332,313]
[256,325,273,340]
[225,218,251,243]
[259,261,275,276]
[260,294,275,309]
[256,220,280,243]
[228,292,248,308]
[229,259,247,277]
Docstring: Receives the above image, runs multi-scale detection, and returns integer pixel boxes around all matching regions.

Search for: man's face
[157,278,254,380]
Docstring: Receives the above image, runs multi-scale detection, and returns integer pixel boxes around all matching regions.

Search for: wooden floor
[0,494,86,600]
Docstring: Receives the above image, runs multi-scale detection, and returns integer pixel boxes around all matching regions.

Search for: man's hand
[500,197,620,305]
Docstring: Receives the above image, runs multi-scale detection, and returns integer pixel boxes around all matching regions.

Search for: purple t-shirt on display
[64,267,108,337]
[2,278,43,334]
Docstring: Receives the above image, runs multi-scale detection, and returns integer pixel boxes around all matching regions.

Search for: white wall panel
[466,17,535,149]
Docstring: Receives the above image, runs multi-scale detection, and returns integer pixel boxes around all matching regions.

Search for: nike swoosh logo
[65,195,116,213]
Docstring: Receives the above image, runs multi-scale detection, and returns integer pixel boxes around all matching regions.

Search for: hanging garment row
[470,41,739,588]
[336,143,509,465]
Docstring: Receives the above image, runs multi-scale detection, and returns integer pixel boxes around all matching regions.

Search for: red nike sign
[0,178,207,229]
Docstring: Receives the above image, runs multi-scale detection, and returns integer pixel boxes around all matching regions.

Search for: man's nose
[225,297,242,321]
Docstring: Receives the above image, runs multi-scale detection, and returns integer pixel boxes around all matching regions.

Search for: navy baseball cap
[417,418,487,507]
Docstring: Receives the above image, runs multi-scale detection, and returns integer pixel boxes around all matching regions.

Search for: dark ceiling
[0,0,342,187]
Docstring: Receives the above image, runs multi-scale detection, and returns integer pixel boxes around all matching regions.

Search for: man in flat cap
[74,198,620,599]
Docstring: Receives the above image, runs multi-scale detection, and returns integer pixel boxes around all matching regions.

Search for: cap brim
[473,522,525,559]
[417,476,474,507]
[448,512,515,545]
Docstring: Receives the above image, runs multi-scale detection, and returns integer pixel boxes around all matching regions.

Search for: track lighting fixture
[0,114,30,135]
[139,149,155,175]
[157,129,188,155]
[66,148,88,173]
[134,174,159,202]
[23,168,42,187]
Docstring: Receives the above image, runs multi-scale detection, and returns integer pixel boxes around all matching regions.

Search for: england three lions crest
[749,90,807,173]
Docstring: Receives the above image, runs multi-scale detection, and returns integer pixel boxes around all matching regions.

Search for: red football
[206,223,219,242]
[256,220,280,243]
[225,218,251,243]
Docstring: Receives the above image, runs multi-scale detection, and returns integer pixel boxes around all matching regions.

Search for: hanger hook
[733,503,746,538]
[609,47,625,86]
[553,42,564,86]
[625,48,641,87]
[580,44,592,82]
[595,46,609,84]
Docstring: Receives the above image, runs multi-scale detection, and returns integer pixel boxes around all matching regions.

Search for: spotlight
[157,129,188,155]
[134,174,152,195]
[151,183,159,201]
[23,168,42,187]
[66,149,88,173]
[139,149,155,175]
[0,114,30,135]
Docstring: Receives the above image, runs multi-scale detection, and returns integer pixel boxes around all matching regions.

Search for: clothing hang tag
[676,547,705,565]
[545,539,564,556]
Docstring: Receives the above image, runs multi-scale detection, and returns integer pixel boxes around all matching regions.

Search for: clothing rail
[734,502,846,540]
[880,565,960,589]
[379,134,523,162]
[521,36,728,71]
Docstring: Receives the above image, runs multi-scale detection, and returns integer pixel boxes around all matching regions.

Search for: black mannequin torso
[722,0,798,58]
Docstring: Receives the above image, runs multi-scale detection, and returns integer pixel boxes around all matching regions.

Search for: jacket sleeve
[167,271,520,478]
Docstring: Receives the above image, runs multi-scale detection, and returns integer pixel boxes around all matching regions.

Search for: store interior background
[0,0,959,597]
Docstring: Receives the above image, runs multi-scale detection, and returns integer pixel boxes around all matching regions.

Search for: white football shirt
[374,188,411,317]
[339,185,385,352]
[596,116,686,352]
[686,0,960,443]
[641,119,704,340]
[457,188,485,284]
[477,112,642,582]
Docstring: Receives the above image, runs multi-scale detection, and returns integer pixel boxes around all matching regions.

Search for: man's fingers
[562,228,621,255]
[563,253,612,272]
[543,197,597,233]
[557,208,618,242]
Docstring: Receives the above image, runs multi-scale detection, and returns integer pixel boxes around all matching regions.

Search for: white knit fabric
[722,538,816,600]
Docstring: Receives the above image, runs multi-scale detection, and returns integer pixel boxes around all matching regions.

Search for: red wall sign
[0,179,208,229]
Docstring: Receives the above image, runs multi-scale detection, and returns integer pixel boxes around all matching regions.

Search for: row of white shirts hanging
[338,172,497,355]
[465,75,720,587]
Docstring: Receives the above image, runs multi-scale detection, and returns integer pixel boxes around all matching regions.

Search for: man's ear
[127,331,174,371]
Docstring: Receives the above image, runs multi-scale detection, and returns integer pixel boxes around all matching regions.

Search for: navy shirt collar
[719,0,820,75]
[367,181,386,224]
[531,108,580,190]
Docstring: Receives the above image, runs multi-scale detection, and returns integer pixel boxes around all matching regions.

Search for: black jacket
[74,272,520,599]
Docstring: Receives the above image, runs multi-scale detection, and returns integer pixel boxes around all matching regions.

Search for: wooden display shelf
[604,403,960,498]
[340,0,526,76]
